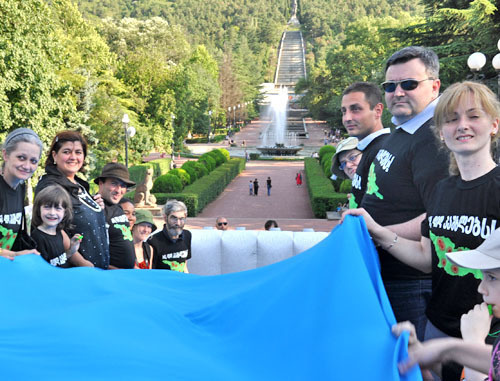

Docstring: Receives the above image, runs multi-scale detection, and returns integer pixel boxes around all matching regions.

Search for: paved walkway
[177,119,339,233]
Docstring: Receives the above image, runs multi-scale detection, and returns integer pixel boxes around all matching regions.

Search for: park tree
[0,0,79,144]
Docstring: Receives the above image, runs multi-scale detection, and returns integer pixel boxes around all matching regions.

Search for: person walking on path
[295,173,302,187]
[248,180,253,196]
[253,178,259,196]
[266,177,272,196]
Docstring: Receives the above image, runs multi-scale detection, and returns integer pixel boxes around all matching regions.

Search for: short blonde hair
[433,81,500,175]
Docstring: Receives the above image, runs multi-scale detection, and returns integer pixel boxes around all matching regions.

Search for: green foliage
[206,150,225,166]
[318,145,336,161]
[198,154,216,171]
[152,173,182,193]
[168,168,191,186]
[180,161,198,183]
[128,164,152,185]
[194,162,209,177]
[148,159,171,177]
[322,152,335,178]
[153,193,198,216]
[0,0,80,145]
[304,158,348,218]
[249,153,261,160]
[339,179,352,193]
[217,148,230,161]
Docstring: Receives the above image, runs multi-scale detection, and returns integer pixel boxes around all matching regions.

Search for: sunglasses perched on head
[218,222,228,226]
[381,78,434,93]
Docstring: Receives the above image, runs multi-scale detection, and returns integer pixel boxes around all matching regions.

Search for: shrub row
[128,158,172,185]
[180,158,245,216]
[304,157,348,218]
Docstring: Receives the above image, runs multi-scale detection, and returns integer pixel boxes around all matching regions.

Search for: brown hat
[94,163,135,187]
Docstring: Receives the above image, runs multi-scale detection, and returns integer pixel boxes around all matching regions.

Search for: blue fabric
[0,216,421,380]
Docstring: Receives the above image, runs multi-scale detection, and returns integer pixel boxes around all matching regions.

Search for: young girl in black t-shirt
[31,185,86,267]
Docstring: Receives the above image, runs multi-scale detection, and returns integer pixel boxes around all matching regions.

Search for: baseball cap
[446,228,500,270]
[331,137,359,179]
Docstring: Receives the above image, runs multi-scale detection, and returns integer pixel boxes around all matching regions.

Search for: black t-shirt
[361,119,449,280]
[105,201,135,269]
[0,176,24,250]
[36,166,110,269]
[423,166,500,337]
[350,130,390,209]
[31,228,69,268]
[149,227,191,271]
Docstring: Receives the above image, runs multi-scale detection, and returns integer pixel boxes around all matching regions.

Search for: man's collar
[357,128,391,151]
[392,97,440,135]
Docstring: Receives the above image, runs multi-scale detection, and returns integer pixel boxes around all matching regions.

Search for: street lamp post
[208,110,212,142]
[237,104,241,127]
[467,52,487,81]
[122,113,130,168]
[171,113,176,154]
[233,106,236,128]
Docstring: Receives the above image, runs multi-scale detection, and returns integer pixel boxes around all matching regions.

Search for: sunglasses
[381,78,434,93]
[218,222,228,226]
[339,152,362,171]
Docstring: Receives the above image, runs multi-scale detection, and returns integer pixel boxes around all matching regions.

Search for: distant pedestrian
[245,150,249,162]
[266,177,272,196]
[249,180,253,196]
[295,173,302,187]
[253,178,259,196]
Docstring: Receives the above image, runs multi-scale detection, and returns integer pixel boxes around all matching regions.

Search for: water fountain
[257,86,303,156]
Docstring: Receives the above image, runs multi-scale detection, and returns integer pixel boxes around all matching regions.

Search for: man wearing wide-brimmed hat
[94,163,136,269]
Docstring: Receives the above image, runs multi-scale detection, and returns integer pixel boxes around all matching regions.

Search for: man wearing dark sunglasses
[215,217,229,231]
[341,82,391,208]
[359,46,450,342]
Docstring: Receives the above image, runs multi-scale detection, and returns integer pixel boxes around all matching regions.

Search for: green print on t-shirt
[114,224,133,241]
[162,260,186,272]
[0,225,17,250]
[429,231,482,279]
[365,163,383,200]
[349,195,358,209]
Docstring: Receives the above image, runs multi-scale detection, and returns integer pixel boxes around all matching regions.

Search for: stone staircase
[274,31,306,87]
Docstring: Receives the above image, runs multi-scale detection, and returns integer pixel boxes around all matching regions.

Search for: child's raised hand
[461,302,492,343]
[68,234,83,257]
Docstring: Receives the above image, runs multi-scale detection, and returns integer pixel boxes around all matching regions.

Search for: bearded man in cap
[94,163,136,269]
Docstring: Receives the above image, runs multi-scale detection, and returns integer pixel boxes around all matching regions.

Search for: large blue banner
[0,216,421,380]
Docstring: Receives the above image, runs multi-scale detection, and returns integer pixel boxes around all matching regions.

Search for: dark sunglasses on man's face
[381,78,434,93]
[218,222,228,226]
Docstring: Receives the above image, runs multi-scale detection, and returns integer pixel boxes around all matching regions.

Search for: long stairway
[274,31,306,87]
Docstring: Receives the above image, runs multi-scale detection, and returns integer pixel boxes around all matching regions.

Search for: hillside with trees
[296,0,500,127]
[0,0,290,177]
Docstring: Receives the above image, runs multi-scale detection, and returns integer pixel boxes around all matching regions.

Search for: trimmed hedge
[318,145,336,162]
[168,168,191,186]
[217,148,230,161]
[304,157,348,218]
[151,158,245,216]
[339,179,352,193]
[181,161,198,183]
[199,154,216,171]
[152,174,182,193]
[321,151,335,178]
[153,193,198,216]
[181,158,245,215]
[194,161,209,177]
[128,159,171,184]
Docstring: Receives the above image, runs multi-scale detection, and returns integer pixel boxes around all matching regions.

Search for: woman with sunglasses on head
[0,128,42,259]
[35,131,108,269]
[343,81,500,380]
